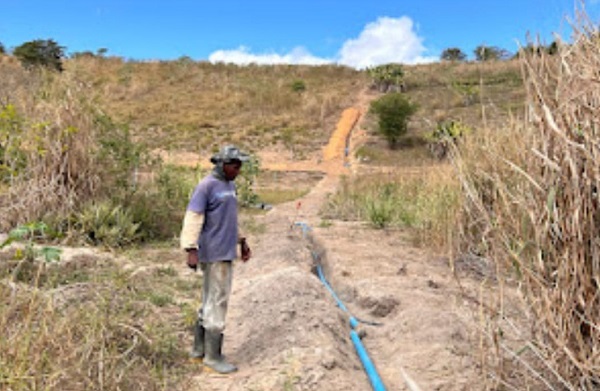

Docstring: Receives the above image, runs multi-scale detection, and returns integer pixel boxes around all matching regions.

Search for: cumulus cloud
[209,46,331,66]
[339,16,436,68]
[208,16,435,68]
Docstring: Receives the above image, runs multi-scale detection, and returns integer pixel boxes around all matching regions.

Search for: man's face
[223,161,242,181]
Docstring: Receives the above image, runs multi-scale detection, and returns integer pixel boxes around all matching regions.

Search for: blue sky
[0,1,597,68]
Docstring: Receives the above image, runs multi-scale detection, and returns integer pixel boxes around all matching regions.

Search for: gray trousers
[198,261,233,333]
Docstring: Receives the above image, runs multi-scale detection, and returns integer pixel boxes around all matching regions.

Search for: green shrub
[237,156,261,207]
[13,39,65,72]
[441,47,467,61]
[367,63,405,92]
[427,120,471,160]
[0,104,26,182]
[365,195,394,229]
[76,201,141,247]
[369,93,418,148]
[324,174,460,246]
[291,79,306,92]
[125,164,197,241]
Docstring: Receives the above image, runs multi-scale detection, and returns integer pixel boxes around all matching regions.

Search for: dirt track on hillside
[177,90,483,390]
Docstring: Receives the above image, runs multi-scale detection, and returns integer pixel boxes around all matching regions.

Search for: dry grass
[0,68,104,229]
[323,166,460,249]
[64,58,369,156]
[453,15,600,389]
[0,252,192,391]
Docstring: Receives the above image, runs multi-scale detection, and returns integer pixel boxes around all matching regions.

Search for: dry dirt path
[184,91,481,390]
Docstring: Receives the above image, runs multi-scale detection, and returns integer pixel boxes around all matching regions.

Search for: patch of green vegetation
[148,292,174,307]
[323,174,460,246]
[318,219,333,228]
[257,188,309,205]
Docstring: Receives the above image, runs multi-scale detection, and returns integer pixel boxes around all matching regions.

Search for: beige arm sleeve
[180,210,204,250]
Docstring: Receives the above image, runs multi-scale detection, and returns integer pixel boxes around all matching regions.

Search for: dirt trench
[188,95,481,390]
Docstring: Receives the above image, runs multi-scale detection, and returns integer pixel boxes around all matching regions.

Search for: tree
[71,51,96,59]
[474,45,510,61]
[367,63,405,92]
[0,42,5,55]
[13,39,65,71]
[369,93,418,148]
[440,47,467,62]
[514,41,560,59]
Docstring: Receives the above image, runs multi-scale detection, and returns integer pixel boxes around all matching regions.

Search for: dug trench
[189,177,482,390]
[187,102,482,390]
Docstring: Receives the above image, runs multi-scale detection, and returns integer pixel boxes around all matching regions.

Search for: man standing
[180,145,252,374]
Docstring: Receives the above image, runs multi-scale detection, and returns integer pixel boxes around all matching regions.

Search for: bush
[237,156,261,207]
[76,201,141,247]
[441,47,467,61]
[13,39,65,71]
[427,120,471,160]
[0,104,27,182]
[473,44,510,61]
[369,93,418,148]
[125,164,197,241]
[290,79,306,92]
[367,63,405,92]
[0,73,194,245]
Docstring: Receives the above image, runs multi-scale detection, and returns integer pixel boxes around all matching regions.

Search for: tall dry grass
[65,58,368,155]
[0,67,104,229]
[453,16,599,390]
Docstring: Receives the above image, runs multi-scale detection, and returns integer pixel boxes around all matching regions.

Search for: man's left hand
[240,240,252,262]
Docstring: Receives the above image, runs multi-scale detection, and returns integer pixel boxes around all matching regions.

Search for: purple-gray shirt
[187,174,238,262]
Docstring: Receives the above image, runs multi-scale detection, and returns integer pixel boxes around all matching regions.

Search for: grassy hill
[64,57,368,156]
[1,54,525,158]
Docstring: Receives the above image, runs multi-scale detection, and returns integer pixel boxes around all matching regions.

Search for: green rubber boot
[190,321,205,359]
[203,330,237,374]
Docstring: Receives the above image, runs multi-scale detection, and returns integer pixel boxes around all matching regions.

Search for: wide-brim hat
[210,145,250,164]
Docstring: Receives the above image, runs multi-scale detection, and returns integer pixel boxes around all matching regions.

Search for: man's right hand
[186,249,199,270]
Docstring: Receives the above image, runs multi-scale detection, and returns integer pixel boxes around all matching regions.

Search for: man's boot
[203,329,237,374]
[190,320,205,360]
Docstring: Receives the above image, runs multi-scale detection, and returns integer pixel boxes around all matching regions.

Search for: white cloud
[339,16,436,68]
[209,46,331,66]
[208,16,436,68]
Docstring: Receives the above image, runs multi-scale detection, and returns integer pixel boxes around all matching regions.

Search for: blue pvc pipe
[316,263,386,391]
[351,330,387,391]
[296,222,387,390]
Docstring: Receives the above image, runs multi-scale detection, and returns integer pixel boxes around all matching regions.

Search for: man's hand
[186,248,199,270]
[240,239,252,262]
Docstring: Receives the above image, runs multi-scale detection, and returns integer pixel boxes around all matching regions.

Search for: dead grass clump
[453,15,600,389]
[0,258,189,391]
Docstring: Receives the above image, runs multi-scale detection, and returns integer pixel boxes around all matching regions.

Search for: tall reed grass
[453,14,600,389]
